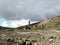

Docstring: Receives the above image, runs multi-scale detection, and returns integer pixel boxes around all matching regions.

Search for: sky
[0,0,60,27]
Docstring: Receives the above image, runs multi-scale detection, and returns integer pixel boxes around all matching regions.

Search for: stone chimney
[28,21,30,26]
[28,21,30,29]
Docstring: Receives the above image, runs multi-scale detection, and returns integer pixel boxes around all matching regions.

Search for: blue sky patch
[0,18,5,25]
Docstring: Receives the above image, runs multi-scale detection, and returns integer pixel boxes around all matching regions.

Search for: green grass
[31,39,38,42]
[55,28,60,30]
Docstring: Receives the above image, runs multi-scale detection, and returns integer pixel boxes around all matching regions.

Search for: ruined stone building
[16,20,45,30]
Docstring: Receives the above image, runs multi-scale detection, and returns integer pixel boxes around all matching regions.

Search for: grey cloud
[0,0,60,21]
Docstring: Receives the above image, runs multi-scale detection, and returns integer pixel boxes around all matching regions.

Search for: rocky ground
[0,30,60,45]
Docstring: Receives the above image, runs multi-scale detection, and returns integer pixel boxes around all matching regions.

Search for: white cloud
[10,19,30,28]
[1,19,36,28]
[9,19,36,28]
[1,21,8,27]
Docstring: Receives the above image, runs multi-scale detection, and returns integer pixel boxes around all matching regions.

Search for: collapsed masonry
[17,21,45,30]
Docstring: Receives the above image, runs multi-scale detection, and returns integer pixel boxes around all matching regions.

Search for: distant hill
[40,16,60,29]
[0,26,14,30]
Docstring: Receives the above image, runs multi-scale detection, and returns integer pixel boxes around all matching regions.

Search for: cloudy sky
[0,0,60,27]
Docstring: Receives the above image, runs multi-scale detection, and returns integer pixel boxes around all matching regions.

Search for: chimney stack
[28,21,30,29]
[28,21,30,27]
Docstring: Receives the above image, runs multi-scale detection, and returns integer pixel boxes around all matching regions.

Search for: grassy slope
[40,16,60,30]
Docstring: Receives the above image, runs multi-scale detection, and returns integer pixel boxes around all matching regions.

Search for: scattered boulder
[6,38,14,42]
[48,39,54,44]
